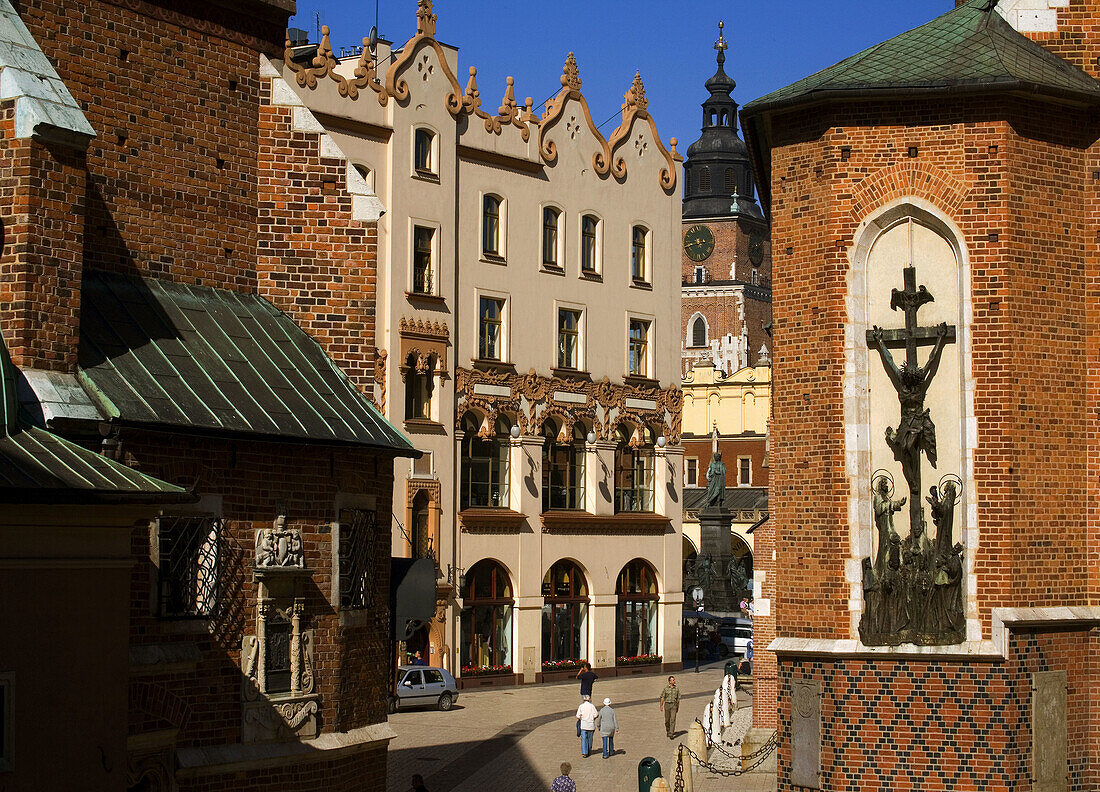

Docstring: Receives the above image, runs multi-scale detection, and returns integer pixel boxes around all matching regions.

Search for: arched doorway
[460,559,514,673]
[616,559,659,661]
[542,559,589,665]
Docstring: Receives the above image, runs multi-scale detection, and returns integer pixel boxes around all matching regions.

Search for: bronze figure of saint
[872,475,905,577]
[702,451,726,510]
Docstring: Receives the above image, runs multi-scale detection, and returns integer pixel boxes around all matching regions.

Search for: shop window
[542,206,561,267]
[614,425,655,513]
[542,560,589,664]
[616,559,659,660]
[460,559,514,673]
[154,515,224,618]
[460,412,511,509]
[542,421,586,511]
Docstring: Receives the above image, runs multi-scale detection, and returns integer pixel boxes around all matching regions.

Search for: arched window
[542,421,586,511]
[699,167,711,192]
[631,225,648,282]
[405,352,434,420]
[725,167,736,194]
[482,194,502,257]
[692,316,707,347]
[542,206,561,267]
[542,560,589,664]
[460,412,511,509]
[460,560,514,672]
[414,128,434,174]
[581,214,599,273]
[616,559,659,660]
[410,489,433,560]
[614,425,655,513]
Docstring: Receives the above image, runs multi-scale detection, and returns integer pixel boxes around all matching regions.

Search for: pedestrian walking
[576,697,598,757]
[551,762,577,792]
[596,697,619,758]
[740,637,753,675]
[658,675,681,739]
[409,773,429,792]
[576,661,598,699]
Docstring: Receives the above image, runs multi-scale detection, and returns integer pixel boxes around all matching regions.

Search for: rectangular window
[412,226,434,294]
[694,266,705,284]
[557,308,581,369]
[581,215,598,273]
[542,207,560,267]
[405,367,433,420]
[155,516,224,618]
[479,297,505,361]
[686,458,698,487]
[739,457,751,486]
[631,225,647,282]
[628,319,650,377]
[414,128,434,174]
[339,508,379,610]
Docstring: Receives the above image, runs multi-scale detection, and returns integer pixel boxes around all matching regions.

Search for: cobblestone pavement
[386,660,776,792]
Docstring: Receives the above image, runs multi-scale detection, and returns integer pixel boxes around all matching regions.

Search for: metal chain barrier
[678,732,778,780]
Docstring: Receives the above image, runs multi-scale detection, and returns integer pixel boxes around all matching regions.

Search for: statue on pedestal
[702,452,726,510]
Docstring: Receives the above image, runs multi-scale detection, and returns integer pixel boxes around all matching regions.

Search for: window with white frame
[542,206,562,268]
[628,318,650,377]
[691,316,707,347]
[414,128,435,175]
[461,412,511,509]
[557,308,581,370]
[738,457,751,486]
[479,296,505,361]
[581,214,599,274]
[631,225,649,283]
[482,194,503,258]
[685,457,698,487]
[412,225,435,294]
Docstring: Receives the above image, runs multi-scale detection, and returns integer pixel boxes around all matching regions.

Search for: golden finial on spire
[417,0,437,37]
[561,52,582,92]
[714,19,727,65]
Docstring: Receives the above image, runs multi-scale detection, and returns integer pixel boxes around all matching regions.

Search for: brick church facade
[742,1,1100,789]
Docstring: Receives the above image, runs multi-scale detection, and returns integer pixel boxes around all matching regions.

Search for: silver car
[390,665,459,713]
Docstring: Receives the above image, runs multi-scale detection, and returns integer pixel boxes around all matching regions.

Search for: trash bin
[724,658,739,678]
[638,757,662,792]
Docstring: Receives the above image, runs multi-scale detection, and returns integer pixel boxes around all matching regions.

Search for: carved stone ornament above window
[399,316,450,378]
[255,513,305,569]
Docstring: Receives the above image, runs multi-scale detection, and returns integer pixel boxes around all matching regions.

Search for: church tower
[680,21,771,379]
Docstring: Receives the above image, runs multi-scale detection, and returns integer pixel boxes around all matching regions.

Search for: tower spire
[714,20,727,67]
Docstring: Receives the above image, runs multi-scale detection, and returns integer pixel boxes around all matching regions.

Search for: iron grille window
[339,508,378,610]
[156,516,224,618]
[412,226,434,294]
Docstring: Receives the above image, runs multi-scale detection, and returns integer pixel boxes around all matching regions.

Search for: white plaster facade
[280,2,684,680]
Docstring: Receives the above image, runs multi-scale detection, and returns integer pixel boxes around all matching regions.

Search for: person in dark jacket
[576,661,598,699]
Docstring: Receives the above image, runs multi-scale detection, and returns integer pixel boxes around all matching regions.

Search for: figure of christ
[872,476,906,578]
[869,321,951,532]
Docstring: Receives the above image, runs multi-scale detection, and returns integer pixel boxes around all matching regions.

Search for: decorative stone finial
[499,76,518,117]
[714,19,727,65]
[624,71,648,112]
[561,52,582,91]
[417,0,437,36]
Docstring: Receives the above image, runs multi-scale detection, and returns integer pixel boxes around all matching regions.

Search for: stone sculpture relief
[255,512,305,568]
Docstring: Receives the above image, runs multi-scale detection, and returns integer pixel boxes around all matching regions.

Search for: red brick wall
[682,437,768,488]
[17,0,285,290]
[124,429,395,747]
[0,108,87,371]
[256,92,378,391]
[178,743,386,792]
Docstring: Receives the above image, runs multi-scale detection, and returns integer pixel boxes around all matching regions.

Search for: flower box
[460,664,512,677]
[616,654,662,667]
[541,659,587,672]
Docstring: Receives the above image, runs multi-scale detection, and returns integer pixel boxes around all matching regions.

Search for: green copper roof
[78,271,416,455]
[743,0,1100,114]
[0,328,187,501]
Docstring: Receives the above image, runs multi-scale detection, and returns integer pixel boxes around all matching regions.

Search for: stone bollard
[651,778,671,792]
[674,743,695,792]
[687,720,708,766]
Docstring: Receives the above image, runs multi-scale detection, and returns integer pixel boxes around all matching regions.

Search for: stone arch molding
[845,196,980,646]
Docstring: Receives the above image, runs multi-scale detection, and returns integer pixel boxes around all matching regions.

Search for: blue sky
[289,1,952,151]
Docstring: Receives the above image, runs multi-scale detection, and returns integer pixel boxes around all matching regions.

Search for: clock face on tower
[684,224,714,262]
[749,232,765,266]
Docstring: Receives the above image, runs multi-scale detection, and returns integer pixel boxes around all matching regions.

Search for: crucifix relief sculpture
[859,264,966,646]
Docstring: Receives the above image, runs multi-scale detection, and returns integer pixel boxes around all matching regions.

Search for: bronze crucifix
[866,264,955,537]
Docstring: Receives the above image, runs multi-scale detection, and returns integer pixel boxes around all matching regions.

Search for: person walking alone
[576,661,598,700]
[597,697,619,758]
[576,697,598,757]
[658,675,681,739]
